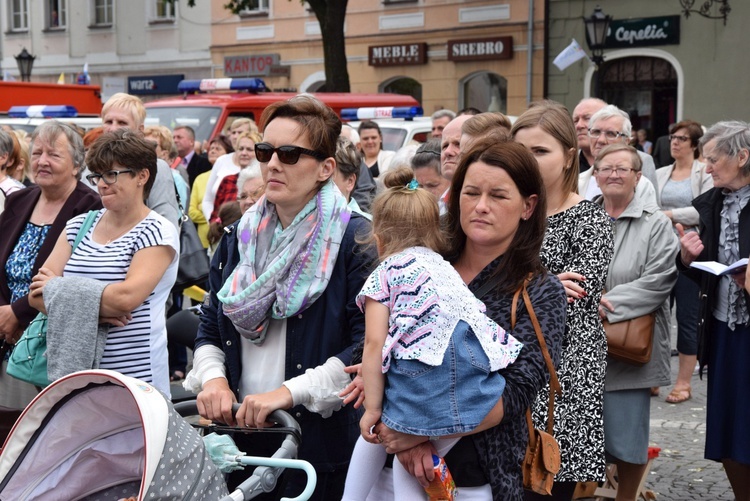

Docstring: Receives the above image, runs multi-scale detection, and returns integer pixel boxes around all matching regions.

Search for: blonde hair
[236,130,262,146]
[143,125,175,154]
[101,93,146,128]
[368,166,445,259]
[228,117,259,135]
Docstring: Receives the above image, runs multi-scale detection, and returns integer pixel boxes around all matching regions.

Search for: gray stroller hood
[0,370,229,501]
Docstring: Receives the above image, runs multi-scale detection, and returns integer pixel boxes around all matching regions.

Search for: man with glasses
[578,104,659,204]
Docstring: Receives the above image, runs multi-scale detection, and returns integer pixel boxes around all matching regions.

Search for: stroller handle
[173,401,302,435]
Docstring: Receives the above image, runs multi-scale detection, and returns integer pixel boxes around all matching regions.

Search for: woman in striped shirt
[29,128,179,396]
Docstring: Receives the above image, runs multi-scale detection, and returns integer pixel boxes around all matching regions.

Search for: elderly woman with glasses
[185,95,376,500]
[0,122,102,413]
[677,121,750,500]
[28,128,179,397]
[654,120,713,404]
[594,143,678,501]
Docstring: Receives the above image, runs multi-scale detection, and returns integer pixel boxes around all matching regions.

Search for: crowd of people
[0,91,749,501]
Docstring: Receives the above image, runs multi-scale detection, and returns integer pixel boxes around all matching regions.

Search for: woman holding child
[372,139,568,500]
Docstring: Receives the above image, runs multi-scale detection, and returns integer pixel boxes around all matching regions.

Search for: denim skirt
[381,320,506,436]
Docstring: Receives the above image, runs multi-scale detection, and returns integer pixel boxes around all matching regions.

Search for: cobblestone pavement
[636,321,733,500]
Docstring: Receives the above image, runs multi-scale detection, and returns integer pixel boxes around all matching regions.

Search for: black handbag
[173,182,210,290]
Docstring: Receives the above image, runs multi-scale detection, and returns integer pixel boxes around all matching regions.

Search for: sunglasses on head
[254,142,327,164]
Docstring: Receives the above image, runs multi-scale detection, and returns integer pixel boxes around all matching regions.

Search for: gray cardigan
[596,195,679,391]
[655,160,713,227]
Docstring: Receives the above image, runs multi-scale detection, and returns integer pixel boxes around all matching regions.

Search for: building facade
[0,0,211,101]
[211,0,546,116]
[547,0,748,140]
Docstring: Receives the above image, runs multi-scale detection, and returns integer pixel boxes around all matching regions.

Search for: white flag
[553,39,587,71]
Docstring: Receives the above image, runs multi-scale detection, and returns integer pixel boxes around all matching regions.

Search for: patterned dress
[534,200,614,482]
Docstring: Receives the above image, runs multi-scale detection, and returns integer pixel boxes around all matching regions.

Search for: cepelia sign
[602,16,680,49]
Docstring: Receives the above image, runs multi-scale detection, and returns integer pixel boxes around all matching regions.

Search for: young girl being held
[342,167,524,500]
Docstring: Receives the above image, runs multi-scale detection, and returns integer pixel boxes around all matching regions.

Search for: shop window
[9,0,29,31]
[460,71,507,114]
[92,0,113,27]
[46,0,67,29]
[379,76,422,107]
[151,0,175,23]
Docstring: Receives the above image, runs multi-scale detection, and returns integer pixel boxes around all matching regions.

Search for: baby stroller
[0,370,315,501]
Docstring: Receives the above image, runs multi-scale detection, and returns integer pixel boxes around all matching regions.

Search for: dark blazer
[0,182,102,327]
[185,153,212,188]
[677,187,750,369]
[195,212,375,472]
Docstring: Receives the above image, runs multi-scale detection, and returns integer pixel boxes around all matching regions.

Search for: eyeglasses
[595,167,636,177]
[86,169,135,186]
[669,134,690,143]
[588,128,628,140]
[238,186,265,203]
[254,142,327,164]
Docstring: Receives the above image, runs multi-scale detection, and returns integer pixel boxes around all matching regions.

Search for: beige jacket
[655,160,713,227]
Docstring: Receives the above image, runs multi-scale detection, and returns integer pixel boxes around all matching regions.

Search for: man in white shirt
[578,104,659,205]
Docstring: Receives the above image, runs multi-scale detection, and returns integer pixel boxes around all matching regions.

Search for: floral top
[357,246,522,372]
[5,222,51,303]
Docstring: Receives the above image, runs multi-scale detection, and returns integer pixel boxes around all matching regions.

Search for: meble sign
[604,16,680,48]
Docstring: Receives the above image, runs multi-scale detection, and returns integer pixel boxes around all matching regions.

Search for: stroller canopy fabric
[0,370,228,501]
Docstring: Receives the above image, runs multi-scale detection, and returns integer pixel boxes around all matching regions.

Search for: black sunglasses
[254,142,327,164]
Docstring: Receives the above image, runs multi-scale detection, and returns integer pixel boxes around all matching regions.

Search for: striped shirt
[64,209,179,395]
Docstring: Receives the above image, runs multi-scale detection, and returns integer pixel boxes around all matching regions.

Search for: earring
[137,182,142,187]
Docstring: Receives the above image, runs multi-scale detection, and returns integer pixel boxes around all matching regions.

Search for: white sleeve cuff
[282,357,350,418]
[182,344,227,394]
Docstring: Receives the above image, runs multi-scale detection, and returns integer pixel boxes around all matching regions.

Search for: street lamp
[14,48,36,82]
[583,6,611,98]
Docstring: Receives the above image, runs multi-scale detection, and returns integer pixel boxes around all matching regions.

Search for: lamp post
[583,6,611,98]
[14,48,36,82]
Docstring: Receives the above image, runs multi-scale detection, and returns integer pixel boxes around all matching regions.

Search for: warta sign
[447,37,513,62]
[368,43,428,67]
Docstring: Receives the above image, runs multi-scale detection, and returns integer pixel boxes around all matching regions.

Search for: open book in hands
[689,258,748,276]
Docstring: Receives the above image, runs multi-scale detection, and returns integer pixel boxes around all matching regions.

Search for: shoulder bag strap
[510,278,561,441]
[73,210,99,252]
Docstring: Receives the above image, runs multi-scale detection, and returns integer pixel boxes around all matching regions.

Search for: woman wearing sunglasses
[28,128,179,397]
[186,95,375,500]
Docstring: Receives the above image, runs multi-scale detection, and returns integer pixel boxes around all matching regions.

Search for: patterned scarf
[719,184,750,329]
[218,180,351,344]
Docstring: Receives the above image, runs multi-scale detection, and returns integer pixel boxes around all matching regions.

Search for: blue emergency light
[178,78,267,93]
[340,106,423,122]
[8,105,79,118]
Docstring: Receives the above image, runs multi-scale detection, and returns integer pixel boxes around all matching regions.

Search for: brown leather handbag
[603,312,656,365]
[511,281,562,495]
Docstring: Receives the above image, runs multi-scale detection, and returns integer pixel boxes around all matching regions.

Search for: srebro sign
[224,54,281,77]
[368,43,427,67]
[447,37,513,62]
[604,16,680,48]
